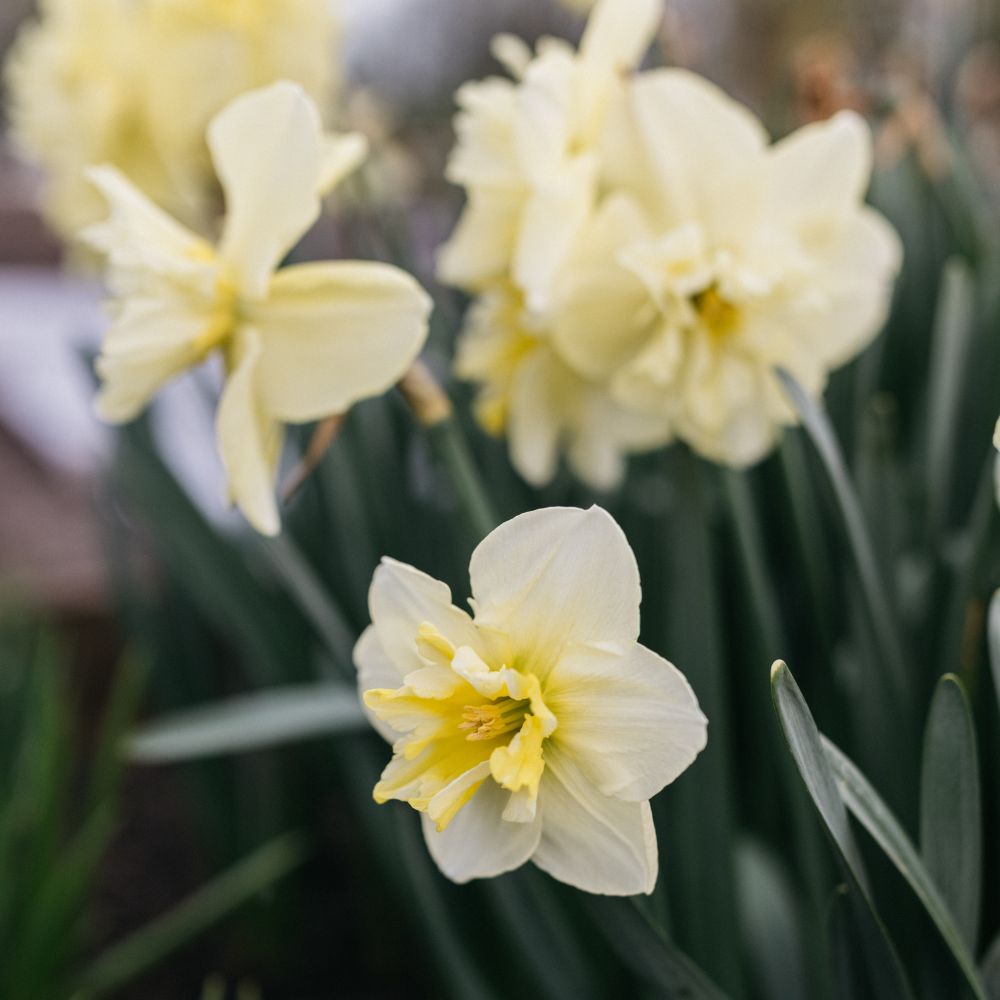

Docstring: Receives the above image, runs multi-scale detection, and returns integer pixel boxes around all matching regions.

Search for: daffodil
[455,287,672,489]
[553,72,903,467]
[354,505,707,894]
[84,82,431,535]
[6,0,340,240]
[436,0,663,312]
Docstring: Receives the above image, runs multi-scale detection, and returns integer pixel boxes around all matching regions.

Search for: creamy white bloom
[6,0,340,240]
[354,505,707,895]
[437,0,663,312]
[455,287,672,489]
[84,82,431,535]
[553,71,903,467]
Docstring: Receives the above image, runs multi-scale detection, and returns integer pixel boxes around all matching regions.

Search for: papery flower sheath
[84,81,431,536]
[354,506,707,895]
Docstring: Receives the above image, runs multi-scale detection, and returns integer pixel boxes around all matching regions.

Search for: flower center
[692,285,739,340]
[460,698,529,741]
[363,622,557,831]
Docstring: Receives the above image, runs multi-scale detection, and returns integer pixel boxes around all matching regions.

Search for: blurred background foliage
[2,0,1000,998]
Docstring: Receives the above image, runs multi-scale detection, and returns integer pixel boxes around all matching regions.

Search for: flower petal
[354,625,407,744]
[248,261,431,424]
[211,82,325,298]
[580,0,662,71]
[319,132,369,195]
[215,326,283,535]
[767,111,872,228]
[532,749,658,895]
[469,505,641,675]
[546,643,707,801]
[422,778,542,883]
[367,558,481,679]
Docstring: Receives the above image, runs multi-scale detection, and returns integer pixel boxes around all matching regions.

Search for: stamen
[459,698,528,741]
[692,286,739,339]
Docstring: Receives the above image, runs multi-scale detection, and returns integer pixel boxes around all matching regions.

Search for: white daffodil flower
[553,71,903,468]
[84,81,432,536]
[354,506,707,895]
[436,0,663,312]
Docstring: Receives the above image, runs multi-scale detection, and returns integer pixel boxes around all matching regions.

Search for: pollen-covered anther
[459,699,528,741]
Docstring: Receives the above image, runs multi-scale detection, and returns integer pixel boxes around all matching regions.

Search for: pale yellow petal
[469,505,641,677]
[579,0,662,71]
[421,778,542,883]
[249,261,431,423]
[211,82,325,298]
[215,326,282,535]
[546,643,707,801]
[319,131,368,195]
[533,749,658,895]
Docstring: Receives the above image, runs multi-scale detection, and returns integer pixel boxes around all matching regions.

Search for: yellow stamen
[459,698,528,741]
[693,286,739,340]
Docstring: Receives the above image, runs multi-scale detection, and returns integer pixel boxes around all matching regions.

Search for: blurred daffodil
[436,0,663,312]
[355,505,707,895]
[553,73,902,467]
[84,82,431,536]
[6,0,340,240]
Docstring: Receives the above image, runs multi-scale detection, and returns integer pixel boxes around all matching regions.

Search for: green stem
[426,415,499,540]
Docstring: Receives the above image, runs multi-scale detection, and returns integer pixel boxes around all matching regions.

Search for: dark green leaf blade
[919,674,982,948]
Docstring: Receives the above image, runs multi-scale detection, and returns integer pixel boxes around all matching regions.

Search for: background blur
[1,0,999,997]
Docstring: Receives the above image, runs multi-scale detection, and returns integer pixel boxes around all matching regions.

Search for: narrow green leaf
[925,260,976,540]
[777,370,908,698]
[987,590,1000,721]
[74,831,308,999]
[827,884,877,1000]
[770,661,913,999]
[982,934,1000,999]
[735,838,808,1000]
[919,674,982,948]
[581,896,729,999]
[128,684,366,763]
[823,737,987,999]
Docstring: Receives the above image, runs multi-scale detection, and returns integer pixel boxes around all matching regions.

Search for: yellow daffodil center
[186,243,239,357]
[364,622,557,831]
[692,285,740,340]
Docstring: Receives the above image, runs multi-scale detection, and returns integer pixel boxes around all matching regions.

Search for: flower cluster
[439,0,902,488]
[84,83,431,535]
[6,0,340,241]
[354,505,707,894]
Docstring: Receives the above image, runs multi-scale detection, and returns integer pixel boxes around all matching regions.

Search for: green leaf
[919,675,982,948]
[128,684,367,763]
[770,661,913,999]
[987,590,1000,721]
[822,737,987,999]
[777,370,908,699]
[74,831,308,999]
[924,259,976,540]
[981,934,1000,999]
[581,896,729,999]
[735,838,807,1000]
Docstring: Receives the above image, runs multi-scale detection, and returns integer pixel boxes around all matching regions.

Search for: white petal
[532,749,658,895]
[249,261,431,423]
[211,82,325,298]
[580,0,662,71]
[367,558,481,679]
[422,778,542,883]
[215,327,283,536]
[506,349,564,487]
[767,111,873,227]
[353,625,406,744]
[319,132,369,195]
[469,505,641,675]
[546,643,707,801]
[436,189,521,291]
[84,165,209,273]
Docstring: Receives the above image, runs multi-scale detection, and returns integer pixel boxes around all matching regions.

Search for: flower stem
[399,361,498,540]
